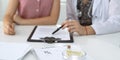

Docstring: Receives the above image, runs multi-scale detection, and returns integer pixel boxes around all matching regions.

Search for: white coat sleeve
[66,0,78,20]
[91,0,120,34]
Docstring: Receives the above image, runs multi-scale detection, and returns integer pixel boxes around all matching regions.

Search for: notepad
[27,25,73,43]
[0,42,32,60]
[34,46,67,60]
[32,26,70,40]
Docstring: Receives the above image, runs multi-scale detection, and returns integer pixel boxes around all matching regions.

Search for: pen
[52,25,64,34]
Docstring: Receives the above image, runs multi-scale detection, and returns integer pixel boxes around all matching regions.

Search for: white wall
[0,0,3,20]
[0,0,66,24]
[58,0,66,24]
[0,0,9,21]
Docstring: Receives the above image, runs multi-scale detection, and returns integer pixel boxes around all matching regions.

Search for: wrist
[78,26,86,35]
[4,18,14,24]
[86,26,96,35]
[84,26,88,35]
[15,17,25,25]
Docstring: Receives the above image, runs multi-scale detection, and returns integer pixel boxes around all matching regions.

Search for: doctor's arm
[91,0,120,34]
[66,0,77,20]
[63,0,95,35]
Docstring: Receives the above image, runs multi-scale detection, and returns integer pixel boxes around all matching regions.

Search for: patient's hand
[3,19,15,35]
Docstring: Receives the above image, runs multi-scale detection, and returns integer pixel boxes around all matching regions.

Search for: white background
[0,0,9,21]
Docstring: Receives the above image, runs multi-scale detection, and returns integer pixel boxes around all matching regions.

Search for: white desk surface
[0,22,120,60]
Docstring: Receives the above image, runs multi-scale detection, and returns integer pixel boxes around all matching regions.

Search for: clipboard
[27,26,74,43]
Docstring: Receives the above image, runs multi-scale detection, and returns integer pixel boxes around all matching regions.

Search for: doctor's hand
[62,20,96,35]
[3,19,15,35]
[62,20,86,35]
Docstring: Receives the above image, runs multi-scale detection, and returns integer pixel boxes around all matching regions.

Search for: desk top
[0,22,120,60]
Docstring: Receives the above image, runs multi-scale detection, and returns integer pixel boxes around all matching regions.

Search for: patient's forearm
[17,16,58,25]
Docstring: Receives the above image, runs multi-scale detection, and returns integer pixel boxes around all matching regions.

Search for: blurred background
[0,0,66,24]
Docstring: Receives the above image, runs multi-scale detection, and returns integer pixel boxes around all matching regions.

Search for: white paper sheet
[34,47,67,60]
[0,42,32,60]
[31,25,70,40]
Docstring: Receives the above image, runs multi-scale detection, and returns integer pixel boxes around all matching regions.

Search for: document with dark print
[28,25,73,43]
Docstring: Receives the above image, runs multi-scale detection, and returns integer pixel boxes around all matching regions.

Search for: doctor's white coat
[66,0,120,34]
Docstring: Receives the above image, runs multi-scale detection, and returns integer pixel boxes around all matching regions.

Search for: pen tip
[52,33,54,35]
